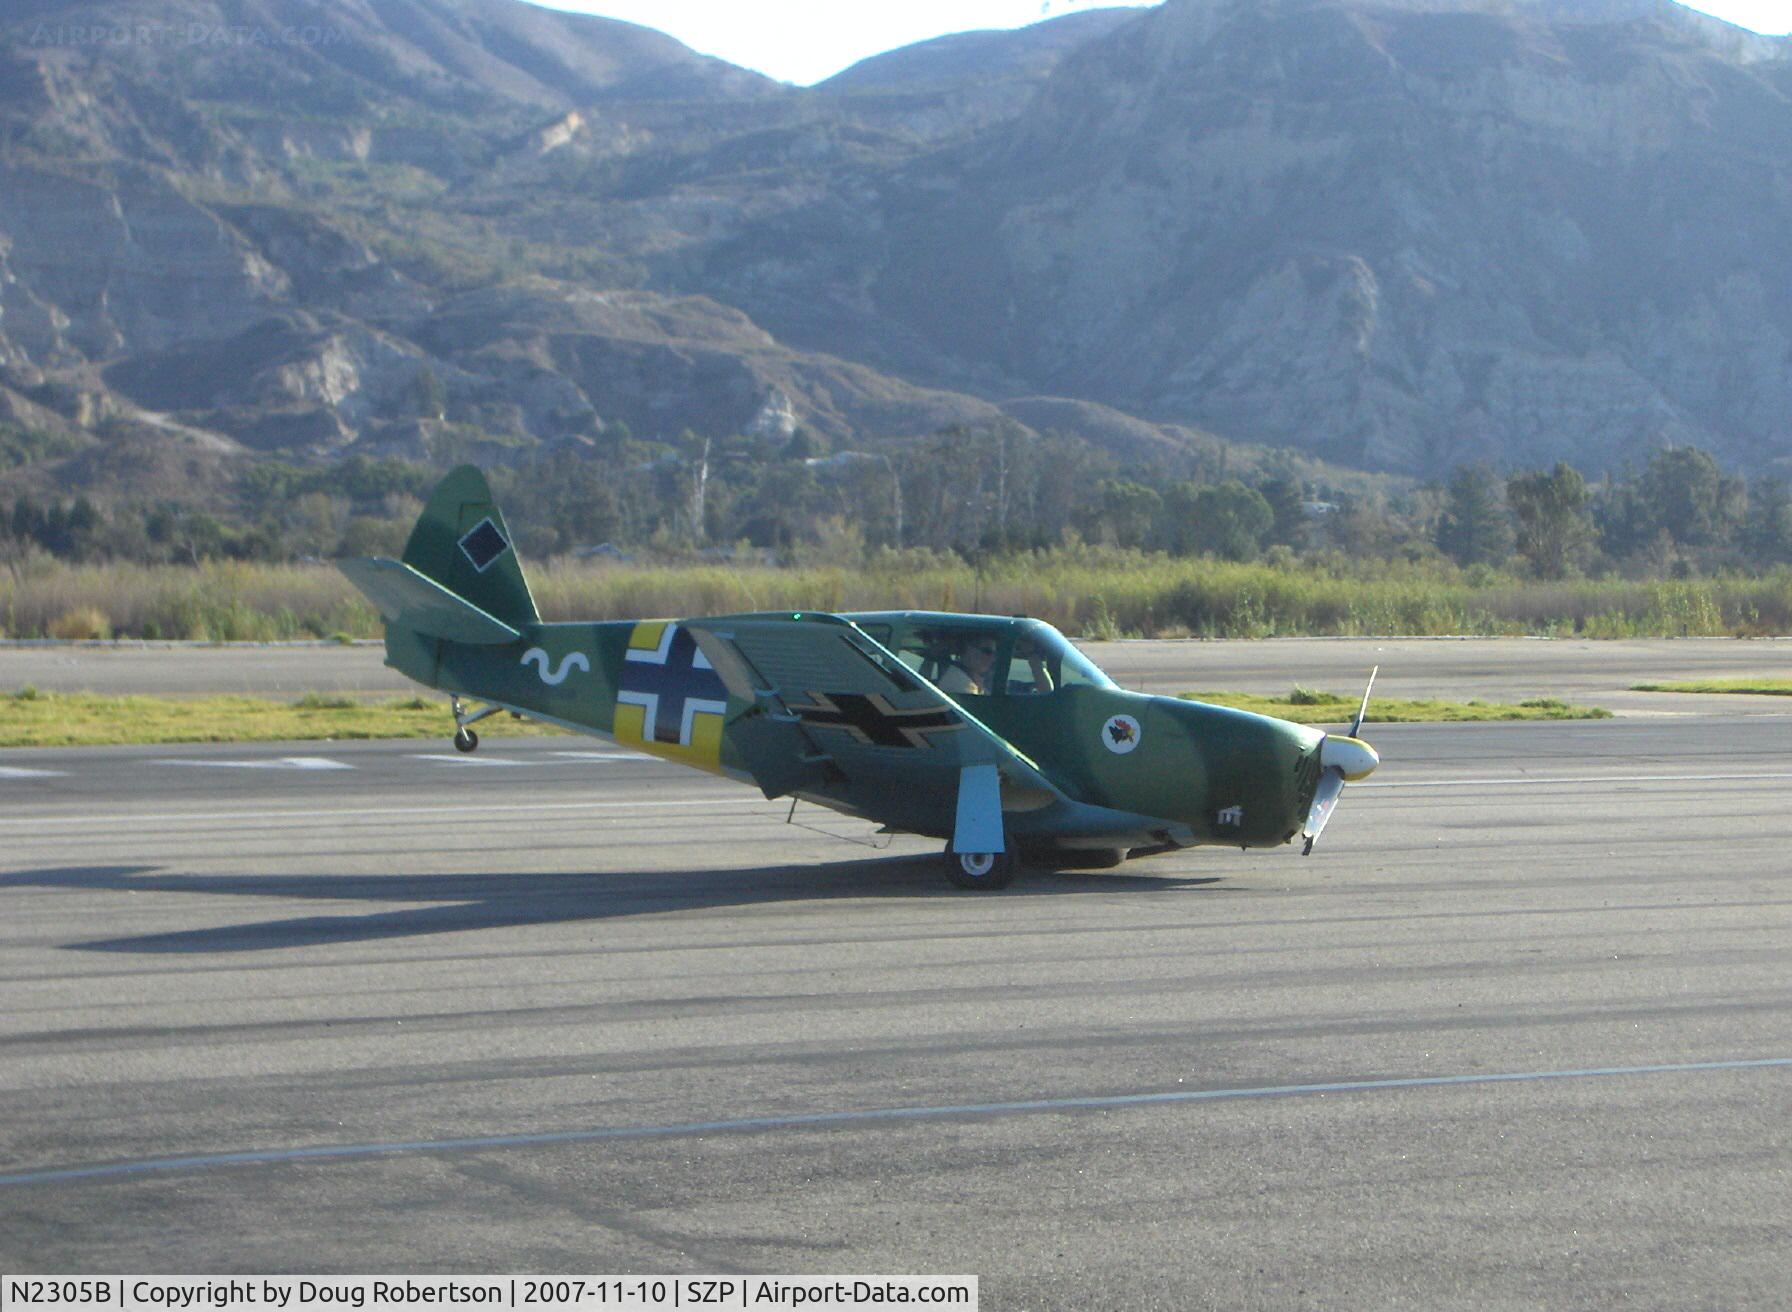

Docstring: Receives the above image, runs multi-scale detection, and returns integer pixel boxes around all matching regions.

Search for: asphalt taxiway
[2,704,1790,1304]
[9,635,1792,716]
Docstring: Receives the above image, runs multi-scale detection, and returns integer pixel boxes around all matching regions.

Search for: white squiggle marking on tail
[521,648,591,685]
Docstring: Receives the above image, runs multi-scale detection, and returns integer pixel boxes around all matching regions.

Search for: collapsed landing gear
[450,696,500,753]
[946,846,1020,891]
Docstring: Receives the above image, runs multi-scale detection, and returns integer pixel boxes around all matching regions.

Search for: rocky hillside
[0,0,1788,505]
[713,0,1792,474]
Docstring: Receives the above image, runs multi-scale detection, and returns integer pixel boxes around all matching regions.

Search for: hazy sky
[536,0,1792,86]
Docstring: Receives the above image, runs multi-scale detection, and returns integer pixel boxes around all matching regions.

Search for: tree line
[1434,447,1792,578]
[5,425,1790,579]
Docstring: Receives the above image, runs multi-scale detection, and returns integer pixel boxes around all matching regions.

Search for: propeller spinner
[1301,666,1380,854]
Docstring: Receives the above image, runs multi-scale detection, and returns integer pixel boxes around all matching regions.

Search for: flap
[685,613,1067,805]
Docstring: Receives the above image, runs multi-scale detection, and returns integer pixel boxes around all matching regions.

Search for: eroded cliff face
[844,0,1792,472]
[0,163,287,359]
[0,0,1787,486]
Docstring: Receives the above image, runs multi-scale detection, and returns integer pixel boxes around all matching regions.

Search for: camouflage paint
[362,467,1332,851]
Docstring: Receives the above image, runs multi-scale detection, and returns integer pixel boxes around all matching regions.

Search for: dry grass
[3,556,1791,640]
[45,606,112,640]
[1,561,378,641]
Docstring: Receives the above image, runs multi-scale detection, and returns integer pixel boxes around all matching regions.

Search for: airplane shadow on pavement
[2,859,1227,954]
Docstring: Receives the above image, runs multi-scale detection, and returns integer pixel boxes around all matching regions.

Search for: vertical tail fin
[400,465,539,630]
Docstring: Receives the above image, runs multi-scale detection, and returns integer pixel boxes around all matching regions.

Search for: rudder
[401,465,539,630]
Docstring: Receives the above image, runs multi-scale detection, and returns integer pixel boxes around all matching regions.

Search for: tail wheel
[946,847,1018,891]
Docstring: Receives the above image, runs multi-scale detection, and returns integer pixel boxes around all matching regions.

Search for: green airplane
[341,466,1381,889]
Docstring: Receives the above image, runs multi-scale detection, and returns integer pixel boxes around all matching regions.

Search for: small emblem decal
[521,648,590,686]
[1217,805,1243,827]
[1102,714,1142,754]
[457,517,510,572]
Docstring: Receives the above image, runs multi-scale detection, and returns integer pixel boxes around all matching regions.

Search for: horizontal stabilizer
[339,557,522,645]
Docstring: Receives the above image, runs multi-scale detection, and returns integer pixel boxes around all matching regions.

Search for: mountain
[1,0,1789,504]
[709,0,1792,473]
[812,7,1145,143]
[5,0,778,116]
[819,8,1141,94]
[0,0,1272,507]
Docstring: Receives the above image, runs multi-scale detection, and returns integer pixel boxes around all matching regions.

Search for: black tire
[453,728,479,753]
[946,847,1018,891]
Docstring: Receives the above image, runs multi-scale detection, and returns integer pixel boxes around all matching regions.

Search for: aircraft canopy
[848,613,1115,698]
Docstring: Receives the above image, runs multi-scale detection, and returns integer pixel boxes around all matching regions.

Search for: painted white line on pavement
[153,757,354,771]
[1359,771,1792,789]
[0,765,67,778]
[0,797,757,828]
[2,1056,1786,1189]
[551,750,656,762]
[413,752,652,766]
[410,754,533,766]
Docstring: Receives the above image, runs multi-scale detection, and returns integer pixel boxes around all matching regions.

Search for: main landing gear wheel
[453,727,479,753]
[946,847,1019,891]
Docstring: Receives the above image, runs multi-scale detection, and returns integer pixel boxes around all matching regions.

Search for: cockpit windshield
[1008,620,1115,694]
[851,616,1114,697]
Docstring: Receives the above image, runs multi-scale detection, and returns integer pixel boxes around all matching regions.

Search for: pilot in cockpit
[937,634,999,695]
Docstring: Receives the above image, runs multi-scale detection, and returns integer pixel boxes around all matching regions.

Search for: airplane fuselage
[385,613,1327,852]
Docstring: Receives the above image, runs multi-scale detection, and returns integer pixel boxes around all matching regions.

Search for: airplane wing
[682,613,1066,851]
